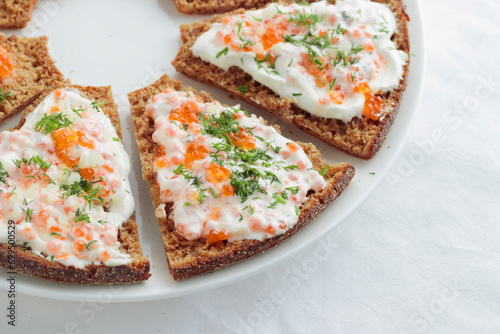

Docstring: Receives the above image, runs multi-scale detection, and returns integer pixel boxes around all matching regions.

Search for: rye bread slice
[128,74,354,280]
[0,0,39,29]
[173,0,272,14]
[0,34,65,126]
[172,0,410,159]
[0,84,151,284]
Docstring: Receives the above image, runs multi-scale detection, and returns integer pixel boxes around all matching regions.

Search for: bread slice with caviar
[0,84,151,284]
[0,34,65,126]
[173,0,273,14]
[172,0,410,159]
[0,0,39,29]
[128,74,354,280]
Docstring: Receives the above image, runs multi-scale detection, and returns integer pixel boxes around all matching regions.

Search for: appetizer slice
[173,0,410,159]
[173,0,272,15]
[129,75,354,280]
[0,0,39,29]
[0,85,150,284]
[0,34,65,125]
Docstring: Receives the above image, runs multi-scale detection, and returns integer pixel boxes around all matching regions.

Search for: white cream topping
[149,90,327,243]
[0,89,134,268]
[192,0,408,122]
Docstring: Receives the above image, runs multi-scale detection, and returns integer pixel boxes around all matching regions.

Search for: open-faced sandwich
[0,0,39,29]
[173,0,410,159]
[0,85,150,284]
[173,0,274,15]
[128,74,354,280]
[0,34,65,124]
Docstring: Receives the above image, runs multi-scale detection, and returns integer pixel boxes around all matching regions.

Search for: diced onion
[111,188,126,204]
[12,204,22,222]
[25,183,42,199]
[88,152,104,167]
[46,217,57,227]
[68,172,81,185]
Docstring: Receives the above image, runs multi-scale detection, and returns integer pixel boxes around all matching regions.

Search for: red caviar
[207,229,229,244]
[228,128,255,150]
[355,82,384,120]
[184,142,209,168]
[205,163,231,184]
[0,46,14,77]
[221,184,234,196]
[80,168,95,181]
[52,128,80,167]
[262,25,286,50]
[169,101,200,124]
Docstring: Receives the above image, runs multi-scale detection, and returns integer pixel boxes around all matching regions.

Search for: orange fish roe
[249,217,262,231]
[102,164,114,173]
[0,46,14,77]
[221,184,234,196]
[169,101,200,124]
[265,225,276,234]
[184,142,210,168]
[207,229,229,245]
[21,164,34,175]
[262,24,286,50]
[52,128,97,167]
[228,128,256,150]
[287,142,300,152]
[77,130,96,149]
[56,251,70,261]
[52,128,80,167]
[80,167,95,181]
[328,90,346,105]
[101,185,112,198]
[205,163,231,184]
[53,88,67,101]
[156,145,167,157]
[156,156,170,169]
[73,239,86,252]
[101,250,112,262]
[355,82,384,120]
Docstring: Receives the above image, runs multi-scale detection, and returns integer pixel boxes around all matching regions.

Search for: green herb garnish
[236,84,248,95]
[0,162,9,185]
[0,89,14,103]
[216,47,229,58]
[35,112,72,134]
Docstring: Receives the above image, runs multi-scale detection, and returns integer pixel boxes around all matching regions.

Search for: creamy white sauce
[192,0,408,122]
[0,89,134,268]
[149,90,327,242]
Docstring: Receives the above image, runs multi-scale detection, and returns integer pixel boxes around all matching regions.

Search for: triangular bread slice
[0,34,65,125]
[0,84,150,284]
[172,0,410,159]
[173,0,272,14]
[128,74,354,280]
[0,0,39,29]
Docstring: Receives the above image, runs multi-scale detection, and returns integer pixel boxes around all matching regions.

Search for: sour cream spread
[0,89,134,268]
[148,89,327,243]
[192,0,408,122]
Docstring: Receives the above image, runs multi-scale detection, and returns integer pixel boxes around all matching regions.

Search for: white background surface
[1,0,500,333]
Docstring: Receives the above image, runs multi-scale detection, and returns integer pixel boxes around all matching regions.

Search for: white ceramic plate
[0,0,425,302]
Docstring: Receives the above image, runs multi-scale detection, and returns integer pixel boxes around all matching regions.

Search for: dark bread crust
[0,34,66,126]
[128,74,354,280]
[173,0,272,14]
[0,0,39,29]
[0,84,151,284]
[172,0,410,159]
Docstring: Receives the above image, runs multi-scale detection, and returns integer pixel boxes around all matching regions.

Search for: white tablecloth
[2,0,500,333]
